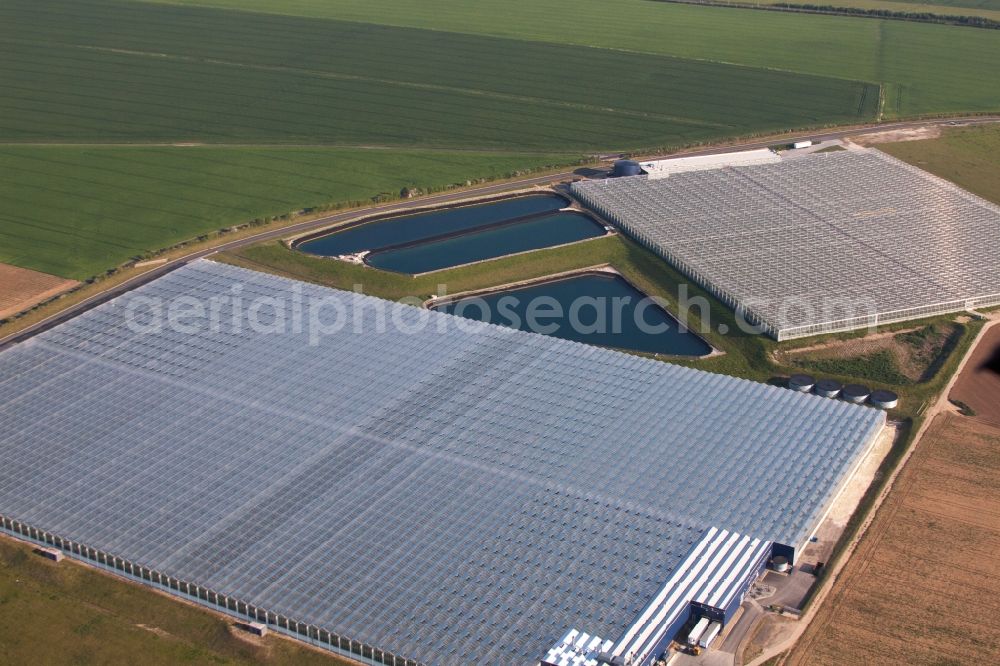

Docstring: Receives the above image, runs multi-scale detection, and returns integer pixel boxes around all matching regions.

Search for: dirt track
[0,263,77,320]
[786,412,1000,665]
[950,324,1000,427]
[845,126,942,146]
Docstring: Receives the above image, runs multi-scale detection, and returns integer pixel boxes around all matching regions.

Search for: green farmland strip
[876,20,1000,116]
[0,146,577,280]
[142,0,1000,118]
[0,0,877,149]
[2,0,994,283]
[0,0,866,128]
[137,0,885,78]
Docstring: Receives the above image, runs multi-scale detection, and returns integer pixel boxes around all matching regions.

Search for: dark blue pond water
[366,212,604,274]
[435,273,711,356]
[298,194,567,256]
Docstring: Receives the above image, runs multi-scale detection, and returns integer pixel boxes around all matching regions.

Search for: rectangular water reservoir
[433,271,711,356]
[366,211,605,274]
[297,193,567,257]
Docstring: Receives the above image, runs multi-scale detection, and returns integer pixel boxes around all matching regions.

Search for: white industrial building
[639,148,780,179]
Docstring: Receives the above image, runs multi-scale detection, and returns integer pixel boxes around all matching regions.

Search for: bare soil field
[786,412,1000,665]
[950,324,1000,427]
[0,262,77,320]
[846,126,942,146]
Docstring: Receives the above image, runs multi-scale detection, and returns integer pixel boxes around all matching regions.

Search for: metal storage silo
[788,374,815,393]
[869,389,899,409]
[842,384,871,404]
[611,159,642,177]
[814,379,842,399]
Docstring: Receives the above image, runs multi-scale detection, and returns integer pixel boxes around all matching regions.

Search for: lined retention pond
[296,194,607,274]
[433,272,712,356]
[367,211,603,274]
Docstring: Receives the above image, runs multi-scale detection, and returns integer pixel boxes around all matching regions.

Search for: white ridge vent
[639,148,780,179]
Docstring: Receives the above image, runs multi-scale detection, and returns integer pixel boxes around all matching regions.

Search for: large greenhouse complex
[0,261,885,666]
[572,149,1000,340]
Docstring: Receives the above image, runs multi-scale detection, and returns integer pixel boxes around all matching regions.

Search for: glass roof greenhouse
[0,261,884,665]
[572,149,1000,340]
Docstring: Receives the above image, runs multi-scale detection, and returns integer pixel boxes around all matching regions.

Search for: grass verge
[879,123,1000,203]
[0,537,346,665]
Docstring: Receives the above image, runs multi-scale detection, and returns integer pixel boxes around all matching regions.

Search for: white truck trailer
[686,617,710,646]
[698,621,722,649]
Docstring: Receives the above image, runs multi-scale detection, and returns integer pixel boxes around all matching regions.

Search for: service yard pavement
[786,412,1000,665]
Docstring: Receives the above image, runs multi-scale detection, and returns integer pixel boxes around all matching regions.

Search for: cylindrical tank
[842,384,871,404]
[611,159,642,177]
[788,373,815,393]
[814,379,842,399]
[772,556,790,573]
[869,389,899,409]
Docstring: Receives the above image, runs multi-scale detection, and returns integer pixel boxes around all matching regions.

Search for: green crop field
[2,0,878,148]
[2,0,999,282]
[145,0,1000,117]
[879,124,1000,204]
[0,146,575,280]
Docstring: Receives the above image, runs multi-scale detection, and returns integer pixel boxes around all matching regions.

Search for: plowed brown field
[0,263,77,320]
[951,324,1000,427]
[787,412,1000,666]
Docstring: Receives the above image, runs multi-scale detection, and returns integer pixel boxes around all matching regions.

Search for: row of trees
[648,0,1000,30]
[773,2,1000,29]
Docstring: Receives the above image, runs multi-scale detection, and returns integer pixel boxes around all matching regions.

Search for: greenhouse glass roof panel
[0,261,883,664]
[571,149,1000,338]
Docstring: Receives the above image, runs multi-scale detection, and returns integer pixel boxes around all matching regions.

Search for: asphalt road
[2,115,998,350]
[630,115,1000,161]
